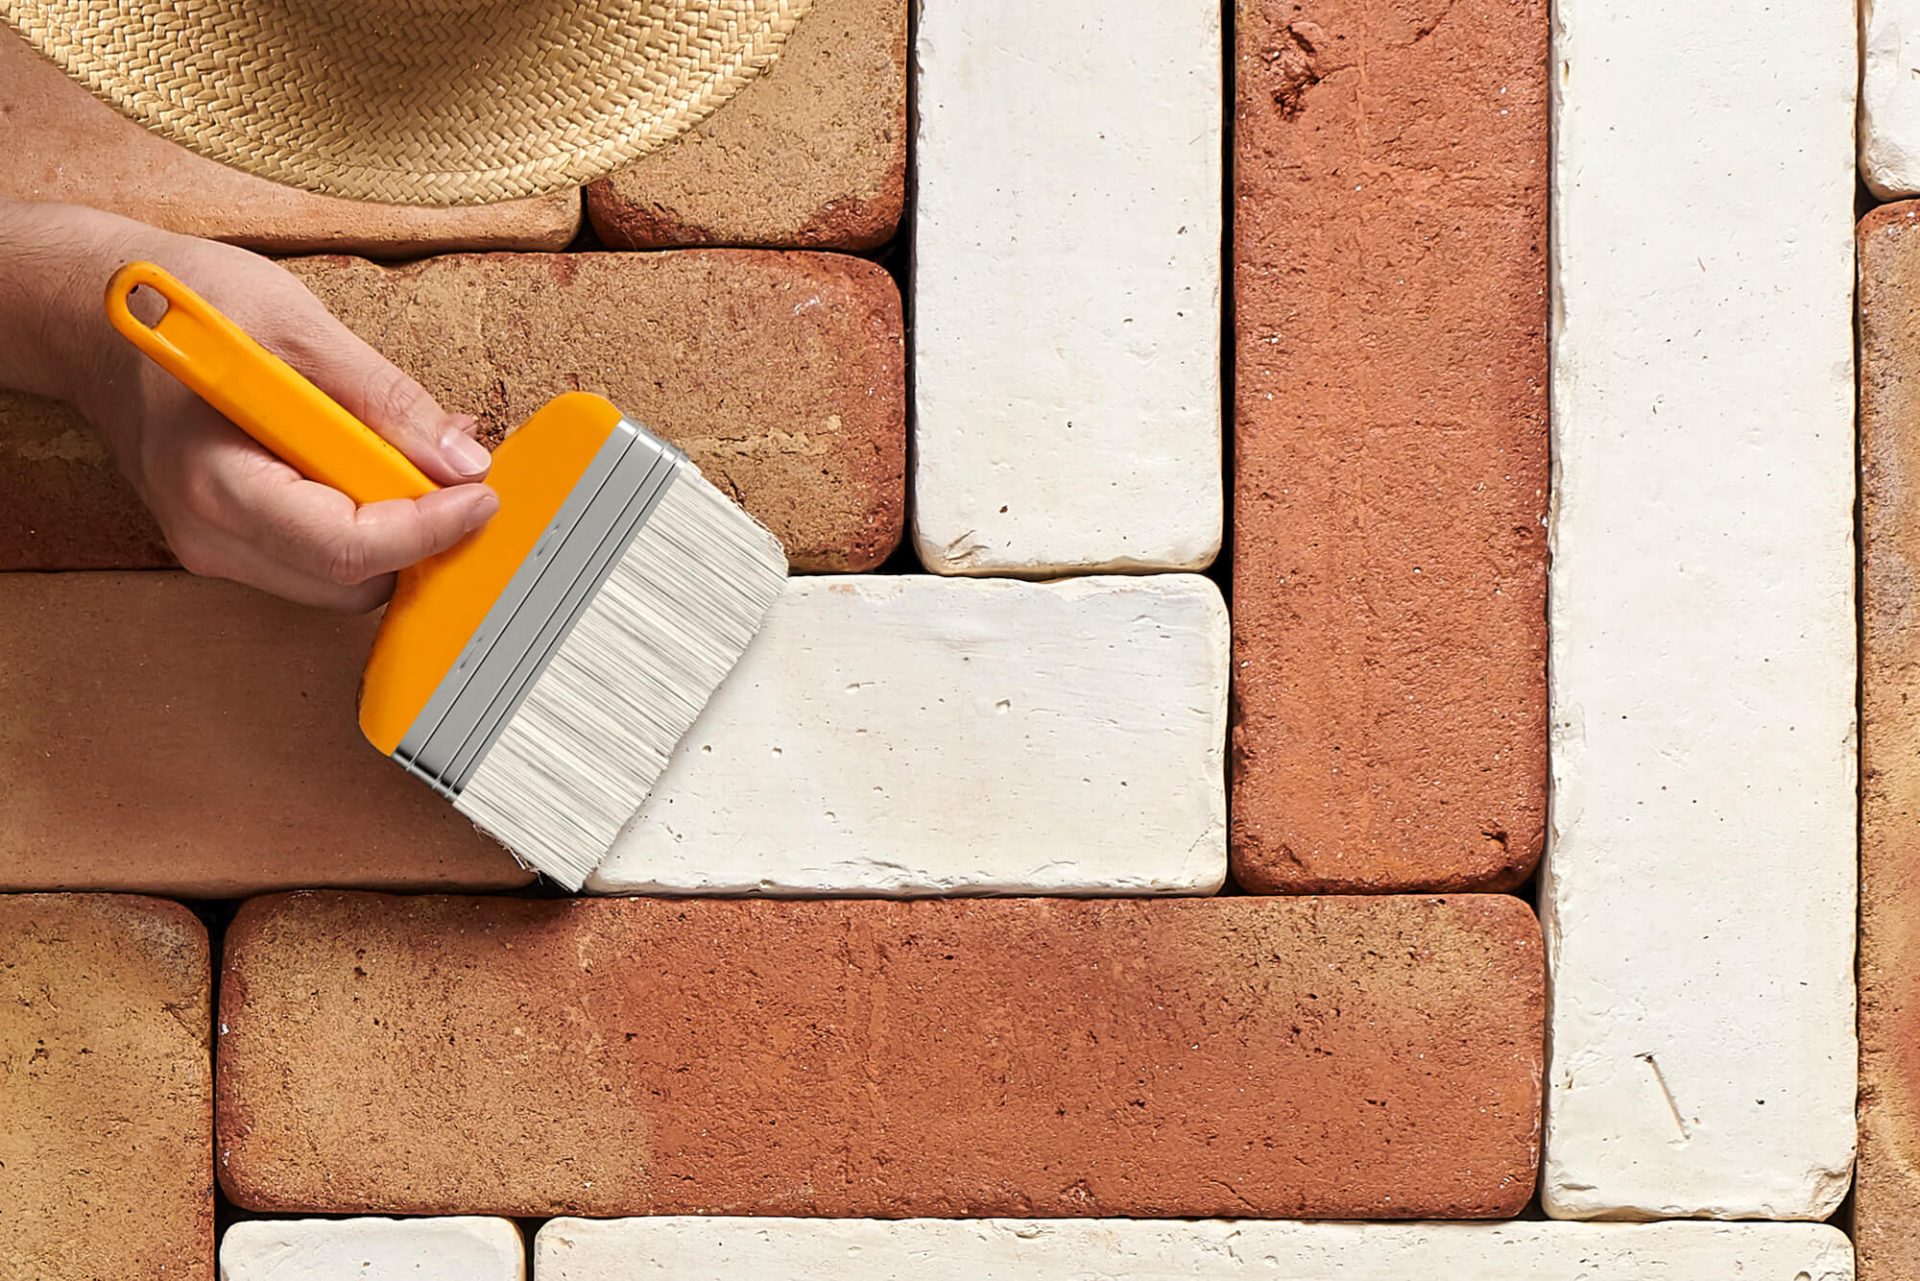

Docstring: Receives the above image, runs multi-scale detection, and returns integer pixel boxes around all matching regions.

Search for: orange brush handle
[104,260,436,504]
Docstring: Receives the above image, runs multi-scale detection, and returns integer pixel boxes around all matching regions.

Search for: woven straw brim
[1,0,812,206]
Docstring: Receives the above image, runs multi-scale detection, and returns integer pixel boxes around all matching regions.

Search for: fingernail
[465,488,501,531]
[441,427,491,478]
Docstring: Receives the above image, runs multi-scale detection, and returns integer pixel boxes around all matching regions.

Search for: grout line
[1217,0,1240,897]
[1216,0,1236,613]
[1846,147,1870,1242]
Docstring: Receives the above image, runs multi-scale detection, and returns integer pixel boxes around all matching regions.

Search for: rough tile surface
[1860,200,1920,1281]
[1544,0,1857,1219]
[218,892,1543,1219]
[1864,0,1920,199]
[293,252,904,573]
[587,0,905,248]
[1230,0,1548,893]
[537,1219,1853,1281]
[0,28,579,255]
[2,251,905,573]
[0,894,212,1280]
[0,390,171,569]
[0,573,529,896]
[219,1217,523,1280]
[910,0,1221,575]
[590,575,1228,895]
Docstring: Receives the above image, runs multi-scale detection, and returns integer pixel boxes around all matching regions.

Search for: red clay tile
[0,392,170,569]
[586,0,905,249]
[0,573,531,896]
[1231,0,1550,892]
[1859,200,1920,1280]
[218,892,1543,1218]
[0,250,904,573]
[0,893,212,1279]
[0,27,579,255]
[289,251,905,572]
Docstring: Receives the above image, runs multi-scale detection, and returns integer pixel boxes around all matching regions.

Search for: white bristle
[454,467,787,889]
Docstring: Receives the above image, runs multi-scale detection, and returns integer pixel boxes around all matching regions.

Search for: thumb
[297,323,490,488]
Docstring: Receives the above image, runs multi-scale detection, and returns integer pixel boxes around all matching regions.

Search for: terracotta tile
[0,251,904,573]
[218,892,1543,1218]
[0,893,212,1279]
[1860,200,1920,1276]
[0,391,169,569]
[289,251,904,573]
[0,28,579,255]
[586,0,904,249]
[1230,0,1548,892]
[0,573,530,896]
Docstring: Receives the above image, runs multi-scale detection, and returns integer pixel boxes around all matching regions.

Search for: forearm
[0,198,143,406]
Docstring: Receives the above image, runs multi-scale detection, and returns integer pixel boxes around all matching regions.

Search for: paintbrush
[105,260,787,889]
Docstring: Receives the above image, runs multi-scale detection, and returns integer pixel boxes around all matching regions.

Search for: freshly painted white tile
[909,0,1222,576]
[1864,0,1920,198]
[588,575,1228,895]
[534,1218,1852,1280]
[1546,0,1857,1219]
[221,1217,523,1280]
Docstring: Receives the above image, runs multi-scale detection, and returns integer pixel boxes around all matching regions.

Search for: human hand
[8,202,498,611]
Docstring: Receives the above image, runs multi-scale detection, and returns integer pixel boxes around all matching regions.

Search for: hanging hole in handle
[123,283,170,328]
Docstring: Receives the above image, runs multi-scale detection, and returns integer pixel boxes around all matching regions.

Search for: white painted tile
[588,575,1227,895]
[221,1217,523,1280]
[909,0,1222,576]
[1545,0,1857,1219]
[534,1218,1852,1280]
[1864,0,1920,198]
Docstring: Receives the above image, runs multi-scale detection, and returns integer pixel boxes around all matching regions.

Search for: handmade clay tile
[0,894,213,1279]
[590,574,1228,896]
[1859,200,1920,1277]
[218,892,1543,1219]
[1231,0,1549,893]
[586,0,905,249]
[910,0,1222,577]
[536,1219,1854,1281]
[1,250,905,573]
[0,27,579,255]
[1543,0,1856,1220]
[220,1218,523,1280]
[0,572,531,895]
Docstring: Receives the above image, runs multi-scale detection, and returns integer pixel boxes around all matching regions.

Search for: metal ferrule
[392,418,684,798]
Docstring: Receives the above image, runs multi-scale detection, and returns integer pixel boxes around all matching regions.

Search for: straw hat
[0,0,813,205]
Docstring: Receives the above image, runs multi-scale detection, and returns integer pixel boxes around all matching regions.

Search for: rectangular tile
[535,1219,1852,1281]
[0,27,578,255]
[1229,0,1549,892]
[218,893,1543,1219]
[589,575,1227,895]
[221,1218,523,1280]
[586,0,905,248]
[1543,0,1857,1219]
[1,894,212,1280]
[0,391,170,570]
[1858,199,1920,1280]
[1864,0,1920,198]
[0,573,529,896]
[3,251,905,574]
[910,0,1221,575]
